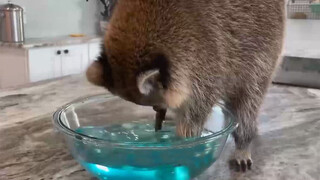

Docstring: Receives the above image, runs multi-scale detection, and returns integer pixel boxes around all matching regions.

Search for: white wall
[0,0,101,38]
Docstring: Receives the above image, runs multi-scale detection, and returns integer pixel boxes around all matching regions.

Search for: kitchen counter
[273,19,320,89]
[285,19,320,59]
[0,75,319,180]
[0,35,102,49]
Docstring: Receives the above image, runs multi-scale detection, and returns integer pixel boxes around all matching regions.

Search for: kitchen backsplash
[0,0,101,38]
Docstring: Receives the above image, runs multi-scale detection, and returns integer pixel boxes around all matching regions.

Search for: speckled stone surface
[0,75,319,180]
[0,35,101,49]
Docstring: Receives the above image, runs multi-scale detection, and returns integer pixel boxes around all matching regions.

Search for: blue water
[72,122,225,180]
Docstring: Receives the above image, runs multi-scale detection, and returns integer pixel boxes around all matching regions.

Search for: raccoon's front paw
[229,149,253,172]
[176,122,201,138]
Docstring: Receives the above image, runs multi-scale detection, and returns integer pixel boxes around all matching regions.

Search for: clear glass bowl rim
[53,94,238,150]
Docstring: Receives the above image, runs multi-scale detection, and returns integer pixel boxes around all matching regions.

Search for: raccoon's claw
[229,149,253,172]
[231,158,252,172]
[176,127,194,138]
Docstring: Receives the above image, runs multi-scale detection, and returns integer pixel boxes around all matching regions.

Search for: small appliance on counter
[0,1,25,43]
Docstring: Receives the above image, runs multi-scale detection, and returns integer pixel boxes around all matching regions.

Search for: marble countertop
[0,75,319,180]
[0,35,102,49]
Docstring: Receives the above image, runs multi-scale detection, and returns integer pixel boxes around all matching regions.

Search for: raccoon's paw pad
[229,149,252,172]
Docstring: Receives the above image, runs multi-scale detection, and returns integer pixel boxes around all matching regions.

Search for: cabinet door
[61,44,88,76]
[28,47,62,82]
[88,42,101,64]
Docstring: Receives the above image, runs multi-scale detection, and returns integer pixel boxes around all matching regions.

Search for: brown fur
[87,0,286,171]
[86,61,104,86]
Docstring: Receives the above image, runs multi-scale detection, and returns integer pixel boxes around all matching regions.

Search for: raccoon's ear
[137,53,170,95]
[137,69,161,95]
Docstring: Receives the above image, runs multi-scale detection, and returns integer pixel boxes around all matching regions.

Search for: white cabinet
[0,41,101,89]
[29,47,61,82]
[88,42,101,64]
[28,44,89,83]
[61,44,88,76]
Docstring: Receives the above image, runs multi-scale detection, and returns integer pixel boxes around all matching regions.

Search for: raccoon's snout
[86,61,104,86]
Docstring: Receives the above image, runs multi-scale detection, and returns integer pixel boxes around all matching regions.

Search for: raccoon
[86,0,285,171]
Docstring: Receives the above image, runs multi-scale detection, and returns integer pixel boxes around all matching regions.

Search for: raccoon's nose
[86,61,104,86]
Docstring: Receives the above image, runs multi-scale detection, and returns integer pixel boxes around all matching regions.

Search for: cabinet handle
[64,49,69,54]
[57,50,61,55]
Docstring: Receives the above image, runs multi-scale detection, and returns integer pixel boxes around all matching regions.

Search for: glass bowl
[53,94,237,180]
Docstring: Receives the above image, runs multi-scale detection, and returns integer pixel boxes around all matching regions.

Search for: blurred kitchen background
[0,0,115,89]
[0,0,320,90]
[0,0,320,89]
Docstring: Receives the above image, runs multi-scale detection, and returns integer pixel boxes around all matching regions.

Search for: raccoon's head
[86,46,170,107]
[86,0,190,109]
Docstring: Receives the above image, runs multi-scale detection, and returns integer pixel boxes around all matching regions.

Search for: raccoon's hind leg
[228,80,270,172]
